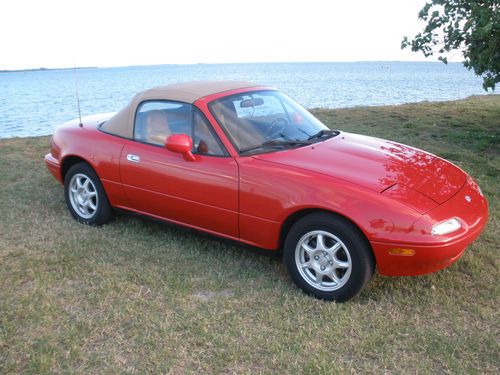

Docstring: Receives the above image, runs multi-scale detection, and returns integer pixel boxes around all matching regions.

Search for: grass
[1,95,499,374]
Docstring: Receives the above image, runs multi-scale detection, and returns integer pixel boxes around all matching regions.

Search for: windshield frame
[207,89,332,156]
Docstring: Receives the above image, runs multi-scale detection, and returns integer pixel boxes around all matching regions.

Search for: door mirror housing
[165,134,196,161]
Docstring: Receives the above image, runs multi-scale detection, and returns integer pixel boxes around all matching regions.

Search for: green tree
[402,0,499,90]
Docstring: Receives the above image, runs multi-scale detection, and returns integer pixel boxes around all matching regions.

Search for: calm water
[0,62,487,139]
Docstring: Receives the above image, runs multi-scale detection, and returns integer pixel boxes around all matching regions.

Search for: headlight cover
[431,218,462,236]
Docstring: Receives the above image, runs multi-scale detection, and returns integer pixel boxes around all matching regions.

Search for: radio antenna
[73,59,83,126]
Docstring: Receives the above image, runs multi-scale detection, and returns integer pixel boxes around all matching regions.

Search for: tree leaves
[402,0,500,91]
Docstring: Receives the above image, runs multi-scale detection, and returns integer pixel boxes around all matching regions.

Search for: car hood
[253,132,466,204]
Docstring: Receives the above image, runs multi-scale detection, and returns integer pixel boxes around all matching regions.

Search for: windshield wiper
[307,129,340,141]
[240,139,313,154]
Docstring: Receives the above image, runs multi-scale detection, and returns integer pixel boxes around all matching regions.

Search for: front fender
[237,157,423,249]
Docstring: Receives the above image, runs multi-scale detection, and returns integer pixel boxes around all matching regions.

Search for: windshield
[209,90,334,154]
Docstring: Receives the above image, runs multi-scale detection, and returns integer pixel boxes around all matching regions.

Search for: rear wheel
[284,213,374,302]
[64,162,113,225]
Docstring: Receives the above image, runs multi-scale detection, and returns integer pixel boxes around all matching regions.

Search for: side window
[134,101,191,146]
[193,111,226,156]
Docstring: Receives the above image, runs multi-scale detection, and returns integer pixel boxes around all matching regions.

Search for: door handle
[126,154,140,163]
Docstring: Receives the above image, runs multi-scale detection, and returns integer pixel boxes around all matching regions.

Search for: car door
[119,100,239,238]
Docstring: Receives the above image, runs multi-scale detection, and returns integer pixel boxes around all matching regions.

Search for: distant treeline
[0,67,97,73]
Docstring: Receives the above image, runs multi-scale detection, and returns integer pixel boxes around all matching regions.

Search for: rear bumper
[44,153,63,184]
[371,179,488,276]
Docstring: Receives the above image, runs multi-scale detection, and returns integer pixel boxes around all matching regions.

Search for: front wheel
[284,213,375,302]
[64,162,113,225]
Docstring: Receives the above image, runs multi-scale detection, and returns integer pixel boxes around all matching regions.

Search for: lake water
[0,62,487,139]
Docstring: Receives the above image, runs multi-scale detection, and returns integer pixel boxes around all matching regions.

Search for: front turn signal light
[388,248,416,256]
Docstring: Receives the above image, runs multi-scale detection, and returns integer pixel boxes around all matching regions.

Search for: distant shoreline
[0,67,98,73]
[0,60,465,73]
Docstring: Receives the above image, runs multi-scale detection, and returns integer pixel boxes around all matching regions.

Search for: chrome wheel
[295,230,352,291]
[68,173,98,219]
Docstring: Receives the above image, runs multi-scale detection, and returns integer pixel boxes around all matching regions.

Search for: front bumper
[371,179,488,276]
[44,153,63,184]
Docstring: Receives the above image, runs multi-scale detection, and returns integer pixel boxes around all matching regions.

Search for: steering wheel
[263,118,288,140]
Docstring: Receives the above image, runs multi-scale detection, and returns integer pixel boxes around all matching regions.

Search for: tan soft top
[101,81,261,138]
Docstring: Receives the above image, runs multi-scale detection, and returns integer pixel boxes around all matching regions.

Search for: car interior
[134,105,224,156]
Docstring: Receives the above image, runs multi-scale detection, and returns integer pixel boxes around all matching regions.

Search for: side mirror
[165,134,196,161]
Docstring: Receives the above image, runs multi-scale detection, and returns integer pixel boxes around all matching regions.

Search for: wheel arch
[279,208,374,259]
[61,155,95,182]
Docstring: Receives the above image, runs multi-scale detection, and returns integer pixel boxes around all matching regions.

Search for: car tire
[284,212,375,302]
[64,162,114,225]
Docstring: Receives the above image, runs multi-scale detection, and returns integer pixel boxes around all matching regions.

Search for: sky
[0,0,461,70]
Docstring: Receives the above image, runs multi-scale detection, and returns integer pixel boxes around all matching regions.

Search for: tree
[402,0,499,91]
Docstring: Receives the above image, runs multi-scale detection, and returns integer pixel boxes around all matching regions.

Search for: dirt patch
[192,289,234,301]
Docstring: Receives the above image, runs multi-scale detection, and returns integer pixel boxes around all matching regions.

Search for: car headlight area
[431,218,462,236]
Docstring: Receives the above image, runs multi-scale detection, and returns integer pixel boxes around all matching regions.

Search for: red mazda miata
[45,81,488,301]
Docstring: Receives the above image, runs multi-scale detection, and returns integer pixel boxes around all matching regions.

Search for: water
[0,62,487,139]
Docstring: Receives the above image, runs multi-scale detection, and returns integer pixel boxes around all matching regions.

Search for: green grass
[1,95,499,374]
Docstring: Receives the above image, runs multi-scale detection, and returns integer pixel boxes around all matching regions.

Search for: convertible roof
[101,81,261,138]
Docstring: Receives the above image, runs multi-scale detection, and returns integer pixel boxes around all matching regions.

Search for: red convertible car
[45,81,488,301]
